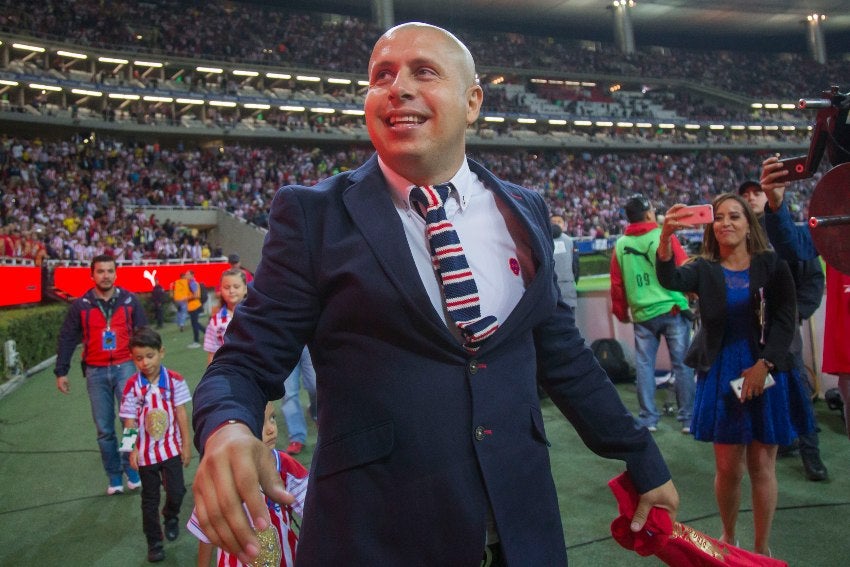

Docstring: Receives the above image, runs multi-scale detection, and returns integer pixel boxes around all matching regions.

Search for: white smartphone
[678,204,714,224]
[730,374,776,400]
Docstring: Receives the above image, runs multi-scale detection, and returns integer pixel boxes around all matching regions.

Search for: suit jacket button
[474,425,485,441]
[468,359,478,374]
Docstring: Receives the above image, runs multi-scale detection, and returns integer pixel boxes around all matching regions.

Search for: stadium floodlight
[310,107,335,113]
[709,124,725,130]
[328,78,351,85]
[684,124,701,129]
[99,56,129,64]
[134,60,163,68]
[209,100,237,107]
[244,103,270,109]
[341,109,365,116]
[580,82,596,87]
[616,121,634,128]
[197,66,223,74]
[595,121,614,127]
[57,50,87,59]
[71,88,103,97]
[233,70,259,77]
[517,118,537,124]
[781,103,797,109]
[176,98,204,105]
[357,80,370,86]
[296,75,321,82]
[781,125,797,131]
[764,103,779,109]
[573,120,593,126]
[28,83,62,91]
[751,103,764,109]
[0,79,19,86]
[143,95,173,102]
[730,125,746,130]
[748,125,763,130]
[635,122,653,128]
[548,119,567,125]
[764,125,779,130]
[657,123,676,129]
[108,93,140,100]
[279,105,305,112]
[483,116,505,123]
[266,72,291,80]
[12,43,45,52]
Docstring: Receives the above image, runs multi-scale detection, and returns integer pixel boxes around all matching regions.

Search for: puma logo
[143,269,157,289]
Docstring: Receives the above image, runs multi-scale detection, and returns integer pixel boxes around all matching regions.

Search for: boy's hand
[182,443,192,467]
[129,449,139,471]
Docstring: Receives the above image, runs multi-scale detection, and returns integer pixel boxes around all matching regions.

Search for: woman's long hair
[700,193,770,261]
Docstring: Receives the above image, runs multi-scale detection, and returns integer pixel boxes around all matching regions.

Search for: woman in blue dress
[655,193,813,557]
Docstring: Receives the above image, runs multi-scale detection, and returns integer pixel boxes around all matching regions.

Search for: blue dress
[691,267,814,445]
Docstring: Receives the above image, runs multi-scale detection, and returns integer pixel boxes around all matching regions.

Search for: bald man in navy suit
[191,22,678,566]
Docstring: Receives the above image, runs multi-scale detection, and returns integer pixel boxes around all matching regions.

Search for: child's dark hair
[130,327,163,350]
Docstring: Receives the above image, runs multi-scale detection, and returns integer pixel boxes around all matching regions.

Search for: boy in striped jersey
[188,402,308,567]
[120,327,192,562]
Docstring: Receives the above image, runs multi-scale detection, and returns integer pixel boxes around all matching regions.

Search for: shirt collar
[378,157,473,213]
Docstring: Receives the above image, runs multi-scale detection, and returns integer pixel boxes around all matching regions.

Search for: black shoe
[801,452,828,481]
[147,542,165,563]
[777,439,799,457]
[164,517,179,541]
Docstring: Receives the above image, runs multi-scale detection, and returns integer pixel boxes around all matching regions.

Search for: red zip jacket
[54,287,148,376]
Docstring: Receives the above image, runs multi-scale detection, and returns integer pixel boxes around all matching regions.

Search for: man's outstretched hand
[192,422,295,564]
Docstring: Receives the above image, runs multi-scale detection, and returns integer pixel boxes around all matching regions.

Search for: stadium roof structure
[267,0,850,52]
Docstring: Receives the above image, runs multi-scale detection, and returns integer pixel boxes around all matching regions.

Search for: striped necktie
[410,182,499,352]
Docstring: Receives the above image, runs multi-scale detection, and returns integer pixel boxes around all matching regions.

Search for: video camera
[786,86,850,274]
[778,86,850,179]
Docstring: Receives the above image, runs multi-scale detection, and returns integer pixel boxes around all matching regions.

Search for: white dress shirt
[379,157,527,335]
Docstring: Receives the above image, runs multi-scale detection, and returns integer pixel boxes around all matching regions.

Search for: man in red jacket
[55,254,148,494]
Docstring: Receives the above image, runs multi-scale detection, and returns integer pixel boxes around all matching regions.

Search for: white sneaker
[127,479,142,490]
[107,484,124,495]
[187,342,201,349]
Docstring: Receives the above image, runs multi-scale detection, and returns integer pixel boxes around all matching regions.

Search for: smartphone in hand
[678,204,714,224]
[730,374,776,400]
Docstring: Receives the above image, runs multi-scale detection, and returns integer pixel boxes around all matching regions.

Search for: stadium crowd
[1,0,848,103]
[0,1,836,264]
[0,133,820,265]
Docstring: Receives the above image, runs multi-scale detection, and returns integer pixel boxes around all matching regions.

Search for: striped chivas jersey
[119,367,191,466]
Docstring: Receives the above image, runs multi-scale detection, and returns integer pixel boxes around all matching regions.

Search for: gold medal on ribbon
[145,408,169,441]
[250,525,282,567]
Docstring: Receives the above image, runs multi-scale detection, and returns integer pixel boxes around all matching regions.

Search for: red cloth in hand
[609,472,788,566]
[608,471,673,556]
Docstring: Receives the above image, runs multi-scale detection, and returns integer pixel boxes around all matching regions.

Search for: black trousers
[188,308,203,342]
[139,455,186,545]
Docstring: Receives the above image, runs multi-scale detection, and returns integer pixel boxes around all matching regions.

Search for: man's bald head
[373,22,478,87]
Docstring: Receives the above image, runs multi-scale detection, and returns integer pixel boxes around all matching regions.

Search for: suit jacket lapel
[342,156,460,347]
[468,160,553,353]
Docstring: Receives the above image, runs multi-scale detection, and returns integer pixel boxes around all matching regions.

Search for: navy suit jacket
[193,154,669,566]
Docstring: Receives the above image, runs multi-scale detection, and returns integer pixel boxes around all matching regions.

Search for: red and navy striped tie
[410,182,499,352]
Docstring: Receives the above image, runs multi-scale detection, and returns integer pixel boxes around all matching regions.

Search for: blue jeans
[84,361,137,483]
[281,348,317,444]
[175,301,188,327]
[634,312,694,428]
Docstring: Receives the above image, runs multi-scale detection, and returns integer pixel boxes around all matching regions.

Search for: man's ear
[466,84,483,125]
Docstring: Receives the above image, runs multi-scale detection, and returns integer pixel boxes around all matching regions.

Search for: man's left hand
[630,479,679,532]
